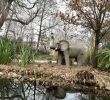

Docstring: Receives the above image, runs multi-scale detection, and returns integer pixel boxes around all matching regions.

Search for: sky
[56,0,68,13]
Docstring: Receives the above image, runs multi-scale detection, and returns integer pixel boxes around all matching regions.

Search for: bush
[0,37,51,65]
[0,38,15,64]
[19,47,35,67]
[97,49,110,69]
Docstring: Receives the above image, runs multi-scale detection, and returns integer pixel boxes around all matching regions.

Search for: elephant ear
[59,40,69,51]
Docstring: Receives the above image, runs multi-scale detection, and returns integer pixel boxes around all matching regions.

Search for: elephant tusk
[55,48,58,51]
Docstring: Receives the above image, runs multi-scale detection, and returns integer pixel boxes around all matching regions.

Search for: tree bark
[0,0,14,28]
[36,0,46,51]
[92,32,100,68]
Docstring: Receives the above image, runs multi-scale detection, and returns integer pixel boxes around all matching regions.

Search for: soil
[0,63,110,94]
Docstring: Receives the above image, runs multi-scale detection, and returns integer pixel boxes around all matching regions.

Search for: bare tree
[29,0,58,50]
[3,0,59,52]
[0,0,14,28]
[59,0,110,67]
[0,0,41,28]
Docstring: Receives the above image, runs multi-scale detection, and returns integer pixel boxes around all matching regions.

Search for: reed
[97,49,110,69]
[0,38,14,64]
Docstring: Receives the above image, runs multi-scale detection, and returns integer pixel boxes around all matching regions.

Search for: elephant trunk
[50,46,55,49]
[49,33,55,49]
[55,43,61,51]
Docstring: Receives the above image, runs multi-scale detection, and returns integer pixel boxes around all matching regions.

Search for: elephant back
[59,40,69,51]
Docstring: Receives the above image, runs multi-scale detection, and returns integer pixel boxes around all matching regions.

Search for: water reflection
[0,79,110,100]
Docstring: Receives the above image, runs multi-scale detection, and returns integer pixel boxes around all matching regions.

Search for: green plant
[35,51,51,60]
[19,47,34,67]
[14,42,22,54]
[0,38,15,64]
[97,49,110,69]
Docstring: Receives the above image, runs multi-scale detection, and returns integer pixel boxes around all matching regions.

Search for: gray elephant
[49,33,89,67]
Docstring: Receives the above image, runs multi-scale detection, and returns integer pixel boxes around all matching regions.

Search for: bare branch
[15,0,37,9]
[6,8,41,25]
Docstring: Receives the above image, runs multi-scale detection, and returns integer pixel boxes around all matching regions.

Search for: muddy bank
[0,64,110,94]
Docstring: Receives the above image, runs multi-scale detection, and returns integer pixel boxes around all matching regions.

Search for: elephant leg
[70,58,74,65]
[64,50,70,67]
[61,55,66,65]
[77,55,83,66]
[58,52,62,65]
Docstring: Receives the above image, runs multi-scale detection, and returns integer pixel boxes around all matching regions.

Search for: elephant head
[53,40,70,66]
[56,40,69,51]
[49,33,69,50]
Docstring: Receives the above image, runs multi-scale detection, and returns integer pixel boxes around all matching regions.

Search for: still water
[0,79,110,100]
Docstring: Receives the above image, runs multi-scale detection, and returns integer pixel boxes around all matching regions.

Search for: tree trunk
[36,0,46,51]
[92,32,100,68]
[0,0,13,28]
[5,9,14,38]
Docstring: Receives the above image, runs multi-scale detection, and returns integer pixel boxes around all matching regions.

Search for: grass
[35,51,52,60]
[19,47,32,67]
[97,48,110,69]
[0,38,15,64]
[0,37,52,66]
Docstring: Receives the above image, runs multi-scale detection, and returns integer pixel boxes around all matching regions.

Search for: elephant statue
[49,33,89,67]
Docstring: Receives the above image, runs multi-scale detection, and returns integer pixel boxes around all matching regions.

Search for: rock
[46,86,66,99]
[0,72,3,76]
[13,79,20,83]
[8,72,17,78]
[75,70,96,86]
[105,85,110,90]
[54,87,66,99]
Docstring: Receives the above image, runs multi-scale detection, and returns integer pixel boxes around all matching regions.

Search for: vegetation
[59,0,110,67]
[0,37,52,66]
[19,47,32,67]
[0,38,15,64]
[0,0,110,69]
[103,43,110,49]
[98,49,110,69]
[0,1,110,98]
[35,51,52,60]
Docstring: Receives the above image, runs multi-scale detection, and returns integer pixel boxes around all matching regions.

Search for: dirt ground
[0,63,110,94]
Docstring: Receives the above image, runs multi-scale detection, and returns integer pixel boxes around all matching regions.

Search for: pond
[0,79,110,100]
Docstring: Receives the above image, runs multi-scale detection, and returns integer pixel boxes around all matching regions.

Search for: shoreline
[0,64,110,95]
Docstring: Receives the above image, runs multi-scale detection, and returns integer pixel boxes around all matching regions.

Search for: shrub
[97,49,110,69]
[0,38,15,64]
[19,47,35,67]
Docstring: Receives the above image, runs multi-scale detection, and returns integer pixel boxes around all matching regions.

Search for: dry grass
[0,64,110,93]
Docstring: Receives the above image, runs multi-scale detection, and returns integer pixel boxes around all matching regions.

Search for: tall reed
[19,46,34,67]
[97,49,110,69]
[0,38,14,64]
